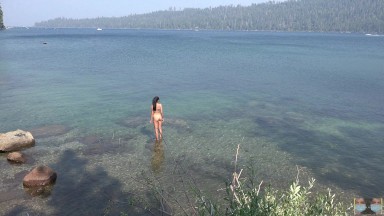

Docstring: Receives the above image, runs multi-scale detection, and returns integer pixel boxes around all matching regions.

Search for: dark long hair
[152,96,159,111]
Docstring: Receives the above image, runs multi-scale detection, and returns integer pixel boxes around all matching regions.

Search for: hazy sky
[1,0,271,27]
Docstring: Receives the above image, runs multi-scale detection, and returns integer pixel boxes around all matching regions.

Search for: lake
[1,28,384,215]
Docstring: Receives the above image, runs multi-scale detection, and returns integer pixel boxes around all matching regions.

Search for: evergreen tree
[0,4,5,29]
[35,0,384,33]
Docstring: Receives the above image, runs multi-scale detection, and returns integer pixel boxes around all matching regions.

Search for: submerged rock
[7,151,26,163]
[23,165,57,187]
[80,134,135,156]
[24,184,55,197]
[117,116,147,128]
[80,134,101,145]
[0,130,35,152]
[29,124,71,138]
[166,118,189,128]
[166,118,192,134]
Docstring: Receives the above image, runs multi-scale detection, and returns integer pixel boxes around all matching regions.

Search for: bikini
[153,104,162,121]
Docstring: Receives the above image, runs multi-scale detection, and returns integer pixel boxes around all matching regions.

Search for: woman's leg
[154,121,159,140]
[158,120,163,139]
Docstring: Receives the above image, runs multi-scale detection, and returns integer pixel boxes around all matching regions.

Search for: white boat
[365,33,381,37]
[97,28,102,31]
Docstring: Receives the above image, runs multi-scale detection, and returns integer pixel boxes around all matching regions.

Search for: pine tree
[34,0,384,33]
[0,4,5,29]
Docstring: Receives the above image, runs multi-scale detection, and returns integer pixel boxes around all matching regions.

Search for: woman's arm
[160,104,164,120]
[150,105,154,123]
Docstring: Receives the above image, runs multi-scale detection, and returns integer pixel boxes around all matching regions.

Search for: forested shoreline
[35,0,384,33]
[0,4,5,29]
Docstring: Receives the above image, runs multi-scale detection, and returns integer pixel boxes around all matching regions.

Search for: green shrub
[121,145,352,216]
[219,178,351,216]
[195,145,352,216]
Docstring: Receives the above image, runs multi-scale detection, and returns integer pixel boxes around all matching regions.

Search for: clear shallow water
[1,28,384,215]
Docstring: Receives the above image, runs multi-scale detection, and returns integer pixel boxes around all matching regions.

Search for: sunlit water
[1,28,384,215]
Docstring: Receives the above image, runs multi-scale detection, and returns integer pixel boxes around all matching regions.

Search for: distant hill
[35,0,384,33]
[0,4,4,29]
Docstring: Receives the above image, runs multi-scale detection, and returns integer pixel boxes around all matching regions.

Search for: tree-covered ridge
[35,0,384,33]
[0,4,5,29]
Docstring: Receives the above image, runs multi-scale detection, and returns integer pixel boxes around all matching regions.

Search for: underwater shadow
[253,116,384,197]
[4,206,32,216]
[140,125,153,138]
[47,149,166,215]
[4,149,165,216]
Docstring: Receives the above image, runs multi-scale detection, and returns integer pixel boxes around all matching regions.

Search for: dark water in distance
[1,28,384,215]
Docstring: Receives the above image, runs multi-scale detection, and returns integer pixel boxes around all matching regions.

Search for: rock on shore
[23,165,57,187]
[7,151,26,163]
[0,130,35,152]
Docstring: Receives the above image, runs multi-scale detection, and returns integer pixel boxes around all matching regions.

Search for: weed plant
[195,145,352,216]
[121,145,352,216]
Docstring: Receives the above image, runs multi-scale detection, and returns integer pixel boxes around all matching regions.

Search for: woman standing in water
[150,96,163,141]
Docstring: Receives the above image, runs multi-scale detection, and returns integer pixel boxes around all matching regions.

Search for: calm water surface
[1,28,384,215]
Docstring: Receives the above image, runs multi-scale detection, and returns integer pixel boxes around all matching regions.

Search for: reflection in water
[24,184,55,197]
[151,140,165,174]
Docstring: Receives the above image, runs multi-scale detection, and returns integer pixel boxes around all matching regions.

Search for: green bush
[219,178,351,216]
[121,146,352,216]
[195,145,352,216]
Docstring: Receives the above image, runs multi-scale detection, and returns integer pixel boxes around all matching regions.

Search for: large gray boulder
[0,129,35,152]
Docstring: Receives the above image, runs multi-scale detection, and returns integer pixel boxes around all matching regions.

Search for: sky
[1,0,271,27]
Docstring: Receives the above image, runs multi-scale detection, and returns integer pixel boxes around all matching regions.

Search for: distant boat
[97,28,102,31]
[365,33,381,37]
